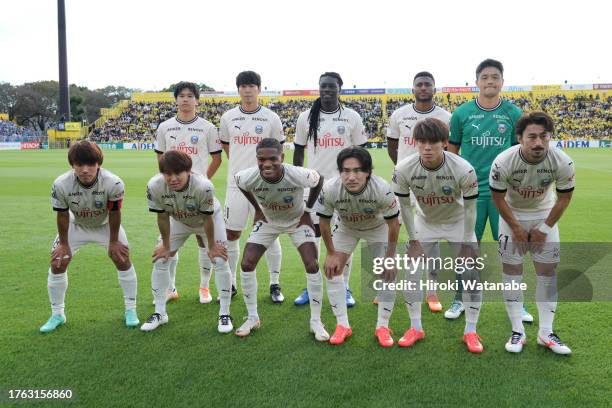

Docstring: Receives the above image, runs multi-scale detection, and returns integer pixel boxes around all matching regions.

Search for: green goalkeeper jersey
[449,99,522,197]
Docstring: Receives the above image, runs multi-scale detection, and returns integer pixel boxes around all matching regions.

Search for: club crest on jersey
[497,123,507,134]
[283,195,293,204]
[363,208,374,214]
[255,124,264,134]
[337,125,346,135]
[185,203,196,211]
[191,136,199,144]
[94,200,104,209]
[442,186,453,196]
[540,176,552,187]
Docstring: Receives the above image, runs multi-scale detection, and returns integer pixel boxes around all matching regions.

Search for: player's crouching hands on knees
[108,241,129,264]
[208,243,228,261]
[51,244,72,270]
[152,244,171,263]
[324,252,345,279]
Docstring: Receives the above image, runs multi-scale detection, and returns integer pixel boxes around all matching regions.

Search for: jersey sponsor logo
[340,212,377,223]
[402,116,418,121]
[233,134,264,145]
[232,117,245,121]
[411,175,426,181]
[68,192,83,196]
[469,114,484,120]
[436,175,455,180]
[182,194,195,199]
[497,123,508,134]
[512,169,527,174]
[262,201,295,211]
[315,133,345,148]
[277,187,296,192]
[255,125,264,134]
[511,185,546,199]
[332,118,349,123]
[402,136,415,146]
[493,114,510,120]
[416,192,455,206]
[470,135,505,147]
[162,193,176,199]
[92,191,105,195]
[191,136,199,144]
[359,199,376,203]
[335,198,350,203]
[75,207,106,218]
[251,117,268,122]
[171,142,199,155]
[173,209,200,219]
[537,169,554,174]
[167,127,181,131]
[442,186,453,196]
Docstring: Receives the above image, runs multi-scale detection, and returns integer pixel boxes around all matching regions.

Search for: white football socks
[227,239,240,288]
[151,259,170,315]
[326,275,349,326]
[199,247,212,289]
[240,270,258,320]
[117,265,137,310]
[266,238,282,285]
[307,271,323,322]
[503,273,525,334]
[536,275,557,338]
[47,269,67,317]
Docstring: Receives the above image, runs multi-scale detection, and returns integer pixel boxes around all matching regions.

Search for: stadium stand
[0,120,44,142]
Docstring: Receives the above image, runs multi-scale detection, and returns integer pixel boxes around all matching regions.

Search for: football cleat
[505,331,526,353]
[329,324,352,345]
[426,294,443,312]
[39,315,66,333]
[521,306,534,323]
[398,327,426,347]
[294,288,309,306]
[235,317,260,337]
[199,288,212,304]
[537,332,571,355]
[444,301,465,319]
[218,315,233,334]
[270,284,285,304]
[309,320,330,342]
[140,313,168,332]
[372,295,379,305]
[375,326,394,348]
[124,309,139,328]
[346,289,356,308]
[463,332,484,353]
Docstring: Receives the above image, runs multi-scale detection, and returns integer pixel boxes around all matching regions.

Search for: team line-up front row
[41,112,574,355]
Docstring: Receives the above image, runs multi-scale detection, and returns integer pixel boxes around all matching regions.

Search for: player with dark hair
[234,138,328,340]
[40,141,139,333]
[142,150,231,332]
[490,112,574,354]
[219,71,286,304]
[317,147,400,346]
[293,72,368,307]
[393,118,484,353]
[154,81,223,305]
[446,59,532,323]
[386,71,452,312]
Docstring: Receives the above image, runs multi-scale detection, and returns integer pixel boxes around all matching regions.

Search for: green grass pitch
[0,148,611,407]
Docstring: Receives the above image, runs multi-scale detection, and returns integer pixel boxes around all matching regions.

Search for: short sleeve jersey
[51,168,125,228]
[235,164,321,227]
[147,172,216,228]
[316,175,399,231]
[155,116,222,176]
[219,105,285,187]
[294,106,367,180]
[489,145,575,219]
[393,152,479,224]
[449,99,522,196]
[387,104,451,162]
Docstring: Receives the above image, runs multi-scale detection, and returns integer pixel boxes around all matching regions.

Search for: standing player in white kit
[293,72,368,307]
[219,71,286,303]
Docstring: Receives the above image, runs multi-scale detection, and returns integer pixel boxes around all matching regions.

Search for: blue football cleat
[294,288,309,305]
[346,289,356,308]
[125,309,140,327]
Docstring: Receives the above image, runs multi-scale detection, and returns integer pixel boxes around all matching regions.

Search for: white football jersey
[147,172,216,228]
[316,175,399,231]
[235,164,321,227]
[219,105,285,187]
[51,168,125,228]
[393,152,479,224]
[489,145,575,219]
[387,104,451,162]
[155,116,222,176]
[294,106,367,180]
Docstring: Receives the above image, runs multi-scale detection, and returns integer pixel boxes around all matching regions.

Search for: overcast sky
[1,0,610,91]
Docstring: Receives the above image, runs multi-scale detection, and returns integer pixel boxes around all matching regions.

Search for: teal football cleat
[125,309,139,328]
[39,315,66,333]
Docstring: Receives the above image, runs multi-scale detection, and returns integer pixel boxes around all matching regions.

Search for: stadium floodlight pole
[57,0,70,122]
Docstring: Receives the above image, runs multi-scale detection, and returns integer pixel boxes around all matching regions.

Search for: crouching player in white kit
[317,147,400,345]
[490,112,575,354]
[393,118,484,353]
[234,138,327,340]
[141,151,231,333]
[40,141,138,333]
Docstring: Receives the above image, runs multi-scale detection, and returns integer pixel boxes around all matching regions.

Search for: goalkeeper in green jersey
[446,59,532,323]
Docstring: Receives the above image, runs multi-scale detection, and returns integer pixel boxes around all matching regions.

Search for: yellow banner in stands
[0,113,9,121]
[532,85,562,91]
[64,122,81,131]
